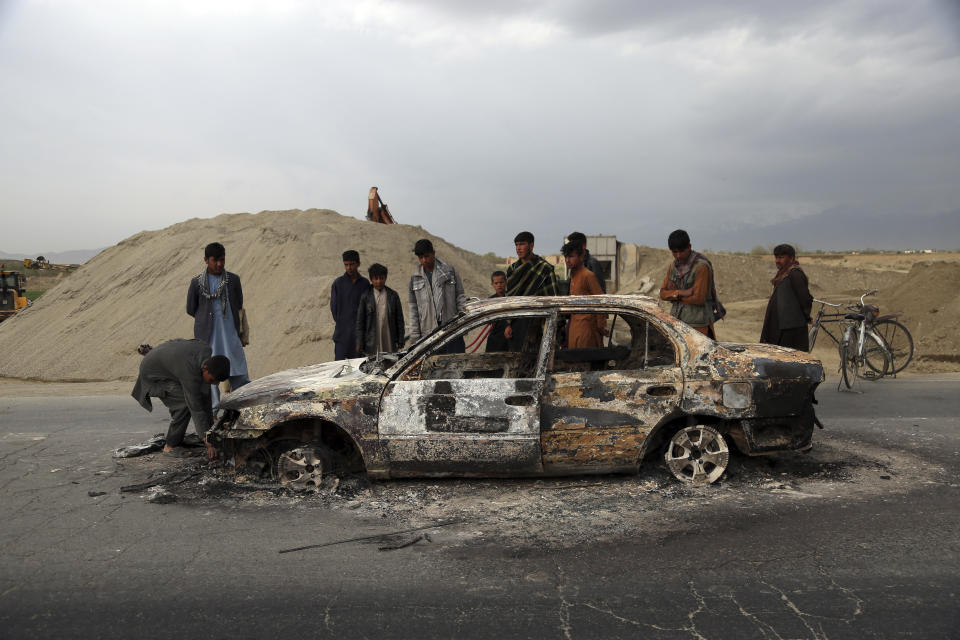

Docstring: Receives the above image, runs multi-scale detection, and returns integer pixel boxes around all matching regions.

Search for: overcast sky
[1,0,958,254]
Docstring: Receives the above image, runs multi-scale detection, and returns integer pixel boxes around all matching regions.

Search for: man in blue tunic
[187,242,250,408]
[330,249,370,360]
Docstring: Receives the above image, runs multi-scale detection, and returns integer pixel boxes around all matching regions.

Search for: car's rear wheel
[272,441,334,491]
[664,425,729,484]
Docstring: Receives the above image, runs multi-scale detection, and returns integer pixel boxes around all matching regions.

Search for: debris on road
[145,486,176,504]
[278,520,462,554]
[379,533,430,551]
[120,470,201,493]
[113,433,203,458]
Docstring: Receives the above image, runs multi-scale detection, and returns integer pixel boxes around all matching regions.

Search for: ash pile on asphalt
[128,433,935,549]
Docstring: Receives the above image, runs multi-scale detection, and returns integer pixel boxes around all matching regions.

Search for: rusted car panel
[209,295,824,484]
[379,376,543,476]
[541,368,683,473]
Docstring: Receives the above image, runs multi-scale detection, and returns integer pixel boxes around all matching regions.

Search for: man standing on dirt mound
[187,242,250,407]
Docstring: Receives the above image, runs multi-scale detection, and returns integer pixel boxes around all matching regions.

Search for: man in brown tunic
[562,241,607,348]
[760,244,813,351]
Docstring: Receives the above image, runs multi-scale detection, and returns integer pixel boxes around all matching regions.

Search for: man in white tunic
[186,242,250,407]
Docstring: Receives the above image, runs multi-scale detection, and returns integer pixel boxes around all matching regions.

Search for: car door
[541,309,684,474]
[379,310,555,476]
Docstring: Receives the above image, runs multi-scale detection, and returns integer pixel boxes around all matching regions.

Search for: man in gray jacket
[132,339,230,459]
[408,239,467,352]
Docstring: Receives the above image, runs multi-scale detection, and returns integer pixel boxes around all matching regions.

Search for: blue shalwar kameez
[206,272,250,408]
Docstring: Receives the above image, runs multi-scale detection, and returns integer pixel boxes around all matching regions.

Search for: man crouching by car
[132,339,230,460]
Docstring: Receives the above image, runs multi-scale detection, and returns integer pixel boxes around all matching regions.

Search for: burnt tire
[664,425,729,484]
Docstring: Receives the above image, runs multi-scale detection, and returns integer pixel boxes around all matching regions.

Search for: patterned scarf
[771,258,800,287]
[196,269,230,317]
[673,250,706,279]
[506,255,559,296]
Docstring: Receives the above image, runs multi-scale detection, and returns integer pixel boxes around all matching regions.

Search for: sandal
[162,448,193,458]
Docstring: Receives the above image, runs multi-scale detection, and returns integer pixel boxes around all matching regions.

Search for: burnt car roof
[462,293,714,342]
[466,293,664,312]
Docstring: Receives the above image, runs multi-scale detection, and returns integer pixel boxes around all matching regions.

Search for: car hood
[218,358,387,410]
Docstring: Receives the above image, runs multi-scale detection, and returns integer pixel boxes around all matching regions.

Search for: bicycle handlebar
[860,289,878,305]
[813,298,842,307]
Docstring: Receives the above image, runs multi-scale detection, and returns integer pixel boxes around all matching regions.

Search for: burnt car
[209,295,824,487]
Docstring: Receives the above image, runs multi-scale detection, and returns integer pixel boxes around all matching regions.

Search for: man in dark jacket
[760,244,813,351]
[356,263,405,356]
[486,271,510,352]
[331,249,370,360]
[186,242,249,406]
[132,339,230,459]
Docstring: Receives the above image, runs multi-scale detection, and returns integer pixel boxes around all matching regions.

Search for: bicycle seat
[845,313,865,321]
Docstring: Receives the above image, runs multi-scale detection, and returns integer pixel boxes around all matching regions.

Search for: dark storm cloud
[2,0,959,253]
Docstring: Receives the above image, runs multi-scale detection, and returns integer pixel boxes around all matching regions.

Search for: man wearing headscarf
[187,242,250,407]
[760,244,813,351]
[659,229,718,339]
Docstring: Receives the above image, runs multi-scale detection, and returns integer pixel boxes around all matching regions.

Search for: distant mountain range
[0,247,105,264]
[701,208,960,252]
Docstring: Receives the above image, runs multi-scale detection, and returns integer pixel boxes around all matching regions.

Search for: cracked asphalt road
[1,376,959,639]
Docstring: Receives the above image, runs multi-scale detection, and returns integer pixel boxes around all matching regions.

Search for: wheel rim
[664,425,729,484]
[277,446,326,490]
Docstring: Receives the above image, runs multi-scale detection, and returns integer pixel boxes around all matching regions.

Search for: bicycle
[868,313,914,375]
[809,290,892,389]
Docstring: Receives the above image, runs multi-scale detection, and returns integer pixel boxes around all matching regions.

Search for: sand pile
[879,261,960,365]
[0,209,499,381]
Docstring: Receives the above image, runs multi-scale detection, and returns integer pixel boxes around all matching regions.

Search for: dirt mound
[880,261,960,365]
[618,245,905,303]
[0,209,498,381]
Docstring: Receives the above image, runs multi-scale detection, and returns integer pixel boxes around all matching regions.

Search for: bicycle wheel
[808,323,820,350]
[871,319,914,374]
[860,332,891,380]
[839,340,854,389]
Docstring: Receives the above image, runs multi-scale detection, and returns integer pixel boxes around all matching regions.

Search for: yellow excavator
[0,265,29,322]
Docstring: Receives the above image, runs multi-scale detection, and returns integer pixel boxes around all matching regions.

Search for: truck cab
[0,268,28,322]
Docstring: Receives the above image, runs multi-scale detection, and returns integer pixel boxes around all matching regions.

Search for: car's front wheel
[273,441,334,491]
[664,425,729,484]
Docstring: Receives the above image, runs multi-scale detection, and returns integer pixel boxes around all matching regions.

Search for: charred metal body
[209,295,824,484]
